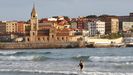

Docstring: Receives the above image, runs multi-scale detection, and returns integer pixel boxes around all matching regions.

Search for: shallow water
[0,48,133,75]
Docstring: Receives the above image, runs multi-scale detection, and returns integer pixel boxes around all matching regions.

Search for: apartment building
[0,21,18,33]
[6,21,18,33]
[96,20,105,35]
[87,20,105,36]
[99,16,119,34]
[17,22,25,33]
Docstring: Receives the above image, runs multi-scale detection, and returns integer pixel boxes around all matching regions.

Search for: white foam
[0,69,133,75]
[89,56,133,62]
[0,69,78,74]
[0,56,35,61]
[0,51,18,55]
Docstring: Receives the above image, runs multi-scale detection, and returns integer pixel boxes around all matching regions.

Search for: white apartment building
[96,20,105,35]
[88,20,105,36]
[88,22,96,36]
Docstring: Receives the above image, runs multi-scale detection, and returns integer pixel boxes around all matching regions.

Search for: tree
[86,15,97,18]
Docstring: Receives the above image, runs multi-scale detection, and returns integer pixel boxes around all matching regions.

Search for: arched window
[62,37,64,40]
[57,37,59,40]
[66,37,68,41]
[27,38,30,41]
[43,37,45,41]
[33,32,35,36]
[38,37,40,41]
[33,15,35,18]
[52,35,54,38]
[47,37,49,41]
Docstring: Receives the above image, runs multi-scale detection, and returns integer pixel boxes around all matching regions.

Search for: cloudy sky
[0,0,133,20]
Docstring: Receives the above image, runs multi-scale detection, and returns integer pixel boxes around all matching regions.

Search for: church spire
[30,3,38,31]
[31,4,37,18]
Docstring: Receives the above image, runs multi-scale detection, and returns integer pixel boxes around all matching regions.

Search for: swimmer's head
[80,59,83,62]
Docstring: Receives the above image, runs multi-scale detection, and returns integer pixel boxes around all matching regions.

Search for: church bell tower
[30,4,38,42]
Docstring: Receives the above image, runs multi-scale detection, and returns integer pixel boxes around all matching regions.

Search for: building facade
[99,16,119,34]
[88,22,96,36]
[0,21,18,33]
[96,20,105,35]
[0,21,6,33]
[6,21,18,33]
[122,22,133,32]
[111,18,119,33]
[87,20,105,36]
[24,5,73,43]
[17,22,25,33]
[119,13,133,31]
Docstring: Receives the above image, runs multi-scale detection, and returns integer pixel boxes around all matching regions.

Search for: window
[33,32,35,36]
[62,37,64,40]
[52,35,54,38]
[38,38,40,41]
[47,37,49,41]
[27,38,30,41]
[57,37,59,40]
[43,37,45,41]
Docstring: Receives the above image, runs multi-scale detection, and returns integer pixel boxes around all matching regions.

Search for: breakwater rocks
[0,42,79,49]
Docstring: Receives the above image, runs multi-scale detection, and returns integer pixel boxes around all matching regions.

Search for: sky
[0,0,133,21]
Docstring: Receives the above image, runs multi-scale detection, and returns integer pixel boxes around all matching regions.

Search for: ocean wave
[0,51,52,61]
[0,55,50,61]
[0,51,52,56]
[0,69,133,75]
[0,54,133,62]
[0,69,78,75]
[71,55,90,61]
[0,51,18,56]
[0,51,133,63]
[71,55,133,63]
[89,56,133,63]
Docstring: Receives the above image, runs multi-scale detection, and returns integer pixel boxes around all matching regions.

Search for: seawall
[0,42,79,49]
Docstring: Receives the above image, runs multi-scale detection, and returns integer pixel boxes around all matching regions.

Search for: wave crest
[0,51,52,56]
[0,51,52,61]
[0,55,49,61]
[72,55,90,61]
[89,56,133,63]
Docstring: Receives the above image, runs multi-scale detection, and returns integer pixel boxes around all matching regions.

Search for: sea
[0,48,133,75]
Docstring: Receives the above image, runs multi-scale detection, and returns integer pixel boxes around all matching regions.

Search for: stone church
[24,5,72,43]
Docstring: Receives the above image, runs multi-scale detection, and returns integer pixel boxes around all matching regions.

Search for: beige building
[6,21,18,33]
[0,21,18,33]
[111,18,119,33]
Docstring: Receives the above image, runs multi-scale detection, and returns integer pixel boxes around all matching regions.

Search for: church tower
[30,4,38,42]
